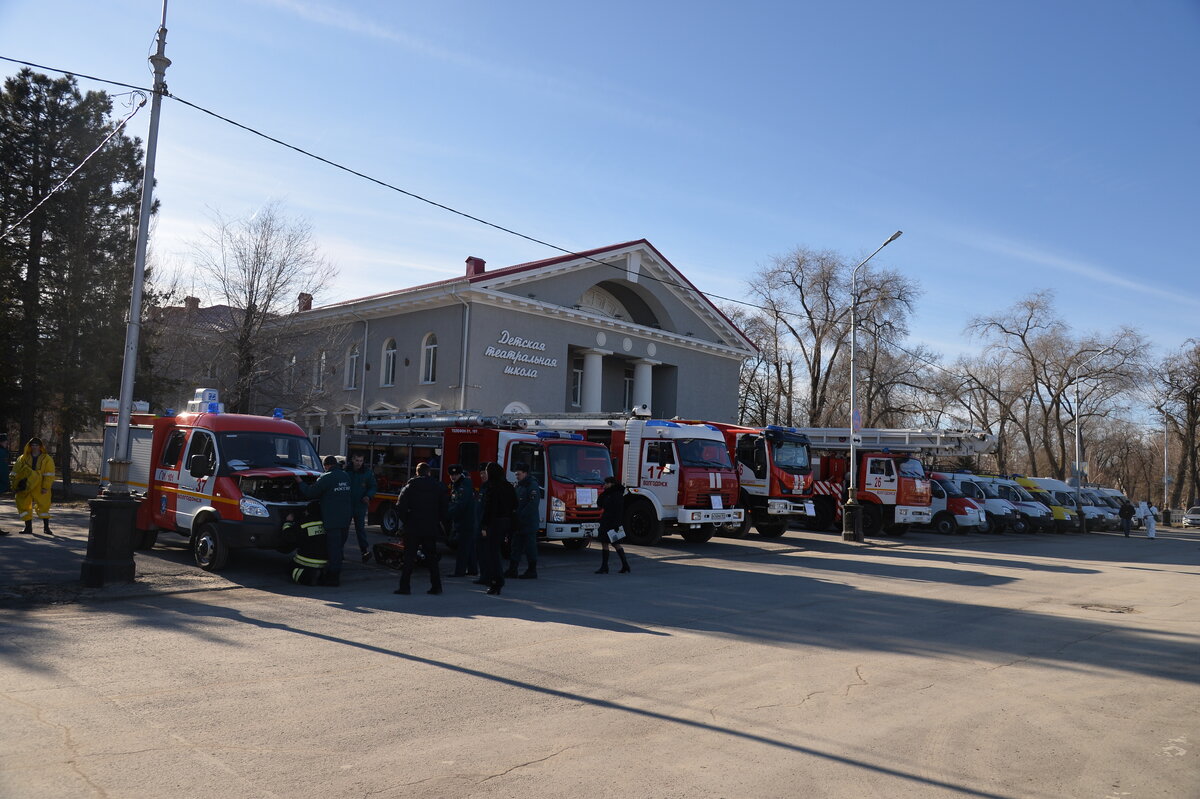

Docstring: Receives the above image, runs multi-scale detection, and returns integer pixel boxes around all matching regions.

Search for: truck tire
[932,512,957,535]
[680,526,714,543]
[976,512,995,535]
[623,501,663,546]
[1009,514,1030,535]
[135,530,159,550]
[191,521,229,572]
[755,518,788,538]
[379,502,400,535]
[720,496,754,538]
[860,503,883,537]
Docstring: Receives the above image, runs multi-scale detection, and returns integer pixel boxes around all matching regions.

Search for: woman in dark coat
[595,476,630,574]
[478,462,517,595]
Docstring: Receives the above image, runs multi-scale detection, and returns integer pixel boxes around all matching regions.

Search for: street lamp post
[81,1,171,588]
[843,230,903,543]
[1070,344,1117,535]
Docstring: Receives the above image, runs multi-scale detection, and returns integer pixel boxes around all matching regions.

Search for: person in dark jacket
[448,464,479,577]
[299,455,353,586]
[347,452,378,562]
[393,462,449,595]
[595,476,630,574]
[282,502,328,585]
[478,462,516,595]
[1118,500,1135,537]
[506,463,542,580]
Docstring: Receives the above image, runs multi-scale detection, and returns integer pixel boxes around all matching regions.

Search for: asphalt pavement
[2,499,1198,798]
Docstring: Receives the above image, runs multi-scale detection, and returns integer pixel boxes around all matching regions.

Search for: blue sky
[2,0,1198,364]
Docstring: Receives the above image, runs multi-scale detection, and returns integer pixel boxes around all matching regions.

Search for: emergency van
[1013,476,1078,533]
[925,472,986,534]
[101,389,322,571]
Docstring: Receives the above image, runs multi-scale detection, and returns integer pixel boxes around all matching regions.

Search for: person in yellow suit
[13,437,55,535]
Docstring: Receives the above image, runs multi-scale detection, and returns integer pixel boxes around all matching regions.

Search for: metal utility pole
[82,1,171,587]
[842,230,903,543]
[1070,343,1116,535]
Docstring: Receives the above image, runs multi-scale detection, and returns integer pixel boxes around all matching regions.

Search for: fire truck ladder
[789,428,997,457]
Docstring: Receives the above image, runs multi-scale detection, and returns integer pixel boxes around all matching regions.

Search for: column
[632,358,659,415]
[581,349,610,413]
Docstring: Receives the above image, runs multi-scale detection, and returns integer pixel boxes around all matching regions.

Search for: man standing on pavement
[506,463,542,580]
[1118,500,1135,537]
[348,452,378,562]
[447,464,479,577]
[299,455,353,585]
[393,462,449,595]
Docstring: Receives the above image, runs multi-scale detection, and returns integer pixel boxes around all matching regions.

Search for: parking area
[2,504,1198,798]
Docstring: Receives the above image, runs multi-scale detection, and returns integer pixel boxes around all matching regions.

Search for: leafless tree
[1155,339,1200,508]
[190,201,337,413]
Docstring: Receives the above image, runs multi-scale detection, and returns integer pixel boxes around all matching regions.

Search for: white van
[926,472,987,534]
[1029,477,1115,532]
[937,472,1021,533]
[976,474,1054,533]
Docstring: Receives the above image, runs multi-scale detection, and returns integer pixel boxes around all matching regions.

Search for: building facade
[286,240,755,454]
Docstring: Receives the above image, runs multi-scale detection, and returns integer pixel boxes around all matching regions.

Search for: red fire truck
[349,413,612,548]
[674,422,815,538]
[788,427,996,537]
[100,388,323,571]
[512,415,744,546]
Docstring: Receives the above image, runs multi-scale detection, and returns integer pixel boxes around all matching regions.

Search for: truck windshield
[771,440,811,472]
[676,438,734,469]
[547,444,613,485]
[978,481,1002,499]
[896,457,925,478]
[219,432,320,471]
[1013,485,1037,502]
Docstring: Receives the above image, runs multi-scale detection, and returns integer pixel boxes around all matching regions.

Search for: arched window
[381,338,397,387]
[345,344,360,389]
[420,333,437,384]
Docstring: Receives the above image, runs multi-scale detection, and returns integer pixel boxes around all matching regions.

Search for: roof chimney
[297,292,313,312]
[466,256,486,277]
[184,296,200,312]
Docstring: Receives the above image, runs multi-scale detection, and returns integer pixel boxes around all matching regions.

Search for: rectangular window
[160,430,187,467]
[571,366,583,407]
[623,370,634,411]
[457,442,480,472]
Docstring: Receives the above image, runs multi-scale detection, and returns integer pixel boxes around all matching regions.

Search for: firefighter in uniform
[506,463,542,580]
[299,455,353,586]
[283,503,328,585]
[393,462,449,595]
[13,437,55,535]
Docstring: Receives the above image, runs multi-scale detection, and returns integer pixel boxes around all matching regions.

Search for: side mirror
[189,454,212,478]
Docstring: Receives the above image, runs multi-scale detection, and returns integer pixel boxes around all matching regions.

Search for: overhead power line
[2,55,949,373]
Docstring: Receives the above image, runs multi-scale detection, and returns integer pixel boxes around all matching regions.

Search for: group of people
[394,461,630,597]
[284,455,631,596]
[0,434,56,537]
[1117,500,1160,539]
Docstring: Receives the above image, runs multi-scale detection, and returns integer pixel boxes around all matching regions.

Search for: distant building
[289,240,755,454]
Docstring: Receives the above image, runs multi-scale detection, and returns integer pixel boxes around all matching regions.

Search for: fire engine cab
[514,414,744,546]
[350,413,613,547]
[100,388,322,571]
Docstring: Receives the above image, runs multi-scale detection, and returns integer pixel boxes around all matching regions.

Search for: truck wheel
[680,526,714,543]
[812,497,836,532]
[135,530,159,550]
[860,503,883,537]
[379,503,400,535]
[755,518,788,538]
[561,538,589,550]
[932,513,957,535]
[191,521,229,572]
[623,501,663,546]
[983,512,1002,534]
[1009,514,1029,535]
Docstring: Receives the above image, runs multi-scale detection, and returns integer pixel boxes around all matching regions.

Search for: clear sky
[2,0,1198,364]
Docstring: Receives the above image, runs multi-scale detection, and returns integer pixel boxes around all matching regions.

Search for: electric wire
[0,93,147,241]
[0,55,969,382]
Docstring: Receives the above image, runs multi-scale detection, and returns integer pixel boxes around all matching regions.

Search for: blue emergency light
[273,408,285,418]
[207,402,220,414]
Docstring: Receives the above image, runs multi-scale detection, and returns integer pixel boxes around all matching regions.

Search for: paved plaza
[1,502,1197,798]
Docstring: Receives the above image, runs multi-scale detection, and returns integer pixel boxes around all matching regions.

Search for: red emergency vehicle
[513,415,744,546]
[100,388,323,570]
[349,413,612,548]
